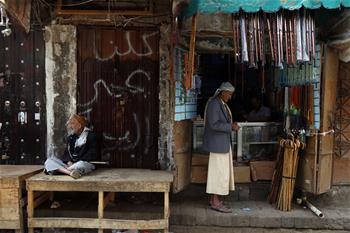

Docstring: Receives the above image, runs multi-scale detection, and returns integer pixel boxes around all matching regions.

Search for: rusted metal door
[0,26,46,165]
[77,26,159,169]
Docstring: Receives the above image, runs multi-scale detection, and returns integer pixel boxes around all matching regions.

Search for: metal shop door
[77,26,159,169]
[0,26,46,165]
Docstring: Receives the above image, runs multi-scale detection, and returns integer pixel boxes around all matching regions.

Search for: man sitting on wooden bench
[44,114,98,179]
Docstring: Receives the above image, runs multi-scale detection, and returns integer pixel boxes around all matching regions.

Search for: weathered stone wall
[159,23,175,170]
[44,22,175,169]
[45,25,77,158]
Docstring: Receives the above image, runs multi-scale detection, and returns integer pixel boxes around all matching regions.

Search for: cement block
[281,216,295,228]
[249,216,281,228]
[343,217,350,230]
[238,184,250,201]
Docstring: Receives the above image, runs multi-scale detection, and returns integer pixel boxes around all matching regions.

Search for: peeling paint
[159,23,175,171]
[45,25,77,158]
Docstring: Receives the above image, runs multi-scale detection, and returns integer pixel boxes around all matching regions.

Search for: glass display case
[192,120,282,161]
[237,122,282,161]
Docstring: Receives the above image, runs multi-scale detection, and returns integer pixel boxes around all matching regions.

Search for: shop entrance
[194,53,283,163]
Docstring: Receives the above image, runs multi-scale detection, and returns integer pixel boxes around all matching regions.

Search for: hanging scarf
[74,127,91,148]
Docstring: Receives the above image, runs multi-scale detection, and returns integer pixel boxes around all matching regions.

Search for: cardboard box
[191,165,208,183]
[250,160,276,181]
[191,161,251,184]
[192,153,209,166]
[234,166,251,183]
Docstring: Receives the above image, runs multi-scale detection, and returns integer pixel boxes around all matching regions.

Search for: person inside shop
[44,114,98,179]
[202,81,239,213]
[246,96,271,122]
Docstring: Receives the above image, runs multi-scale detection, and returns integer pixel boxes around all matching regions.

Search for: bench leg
[27,190,34,233]
[98,191,104,233]
[17,189,24,233]
[49,191,54,202]
[164,191,169,233]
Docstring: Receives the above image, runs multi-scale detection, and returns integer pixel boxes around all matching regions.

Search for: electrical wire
[61,0,94,7]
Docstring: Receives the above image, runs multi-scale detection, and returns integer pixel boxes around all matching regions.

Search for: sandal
[70,170,82,179]
[210,203,232,213]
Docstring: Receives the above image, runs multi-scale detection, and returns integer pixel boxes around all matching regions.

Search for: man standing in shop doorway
[202,82,240,213]
[247,96,271,122]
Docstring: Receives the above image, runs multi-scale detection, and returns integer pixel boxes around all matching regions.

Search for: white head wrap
[214,82,235,96]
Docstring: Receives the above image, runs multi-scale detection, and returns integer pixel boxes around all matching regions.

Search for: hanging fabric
[240,15,249,62]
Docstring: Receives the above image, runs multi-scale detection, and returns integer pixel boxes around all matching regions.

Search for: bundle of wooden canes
[268,134,305,211]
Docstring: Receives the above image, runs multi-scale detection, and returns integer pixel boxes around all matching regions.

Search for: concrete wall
[45,25,77,158]
[159,23,175,170]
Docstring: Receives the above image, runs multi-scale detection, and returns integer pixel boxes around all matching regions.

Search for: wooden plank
[27,169,173,183]
[17,189,23,232]
[0,179,20,189]
[0,220,20,229]
[0,189,20,220]
[98,191,104,219]
[55,0,153,16]
[174,120,192,153]
[33,192,50,209]
[187,14,197,89]
[0,165,43,178]
[0,165,41,231]
[27,169,173,192]
[27,191,34,233]
[317,153,333,193]
[0,188,20,208]
[164,192,169,218]
[100,219,168,229]
[173,152,191,193]
[0,165,42,188]
[317,46,339,194]
[164,192,169,233]
[28,218,99,228]
[27,181,170,192]
[28,217,167,229]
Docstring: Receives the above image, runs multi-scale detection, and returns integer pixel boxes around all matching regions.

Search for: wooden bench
[26,168,173,233]
[0,165,43,233]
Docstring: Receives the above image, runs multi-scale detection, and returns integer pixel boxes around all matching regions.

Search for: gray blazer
[202,96,232,153]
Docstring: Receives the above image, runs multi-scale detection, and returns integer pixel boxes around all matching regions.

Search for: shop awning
[182,0,350,18]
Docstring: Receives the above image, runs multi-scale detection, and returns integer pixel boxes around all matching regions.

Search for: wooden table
[0,165,43,233]
[26,168,173,233]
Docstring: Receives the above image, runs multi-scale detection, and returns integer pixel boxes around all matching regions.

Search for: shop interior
[179,9,332,209]
[194,54,285,162]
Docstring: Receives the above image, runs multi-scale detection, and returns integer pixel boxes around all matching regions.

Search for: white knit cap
[214,82,235,96]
